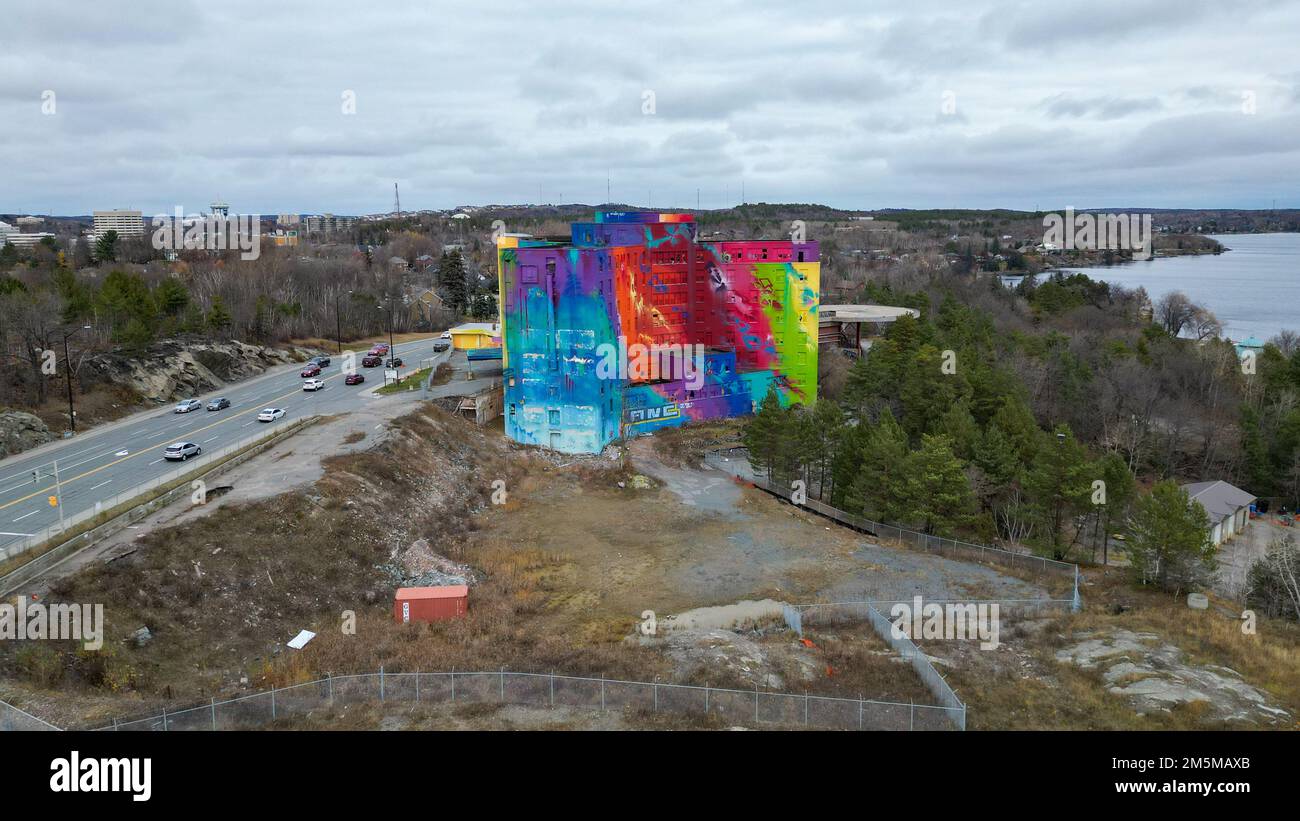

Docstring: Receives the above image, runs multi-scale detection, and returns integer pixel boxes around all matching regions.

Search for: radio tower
[393,183,401,219]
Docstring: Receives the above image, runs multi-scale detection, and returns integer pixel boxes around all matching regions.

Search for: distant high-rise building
[93,209,144,238]
[304,214,356,234]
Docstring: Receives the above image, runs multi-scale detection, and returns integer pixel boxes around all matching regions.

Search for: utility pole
[393,183,401,219]
[61,325,91,434]
[34,462,67,532]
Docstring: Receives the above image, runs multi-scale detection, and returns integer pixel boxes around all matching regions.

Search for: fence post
[754,683,759,723]
[705,683,710,714]
[161,707,168,732]
[328,673,333,704]
[859,695,863,731]
[271,685,276,721]
[550,672,555,708]
[600,677,605,711]
[380,666,385,702]
[804,691,809,725]
[415,669,420,703]
[653,679,658,712]
[1072,565,1081,613]
[451,668,456,702]
[909,701,914,731]
[210,697,216,731]
[500,667,505,701]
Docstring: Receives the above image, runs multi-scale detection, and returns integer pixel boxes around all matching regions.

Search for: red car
[300,364,321,377]
[361,355,382,368]
[345,373,365,385]
[369,344,390,356]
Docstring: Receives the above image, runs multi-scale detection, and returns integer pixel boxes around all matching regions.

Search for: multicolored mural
[498,212,819,453]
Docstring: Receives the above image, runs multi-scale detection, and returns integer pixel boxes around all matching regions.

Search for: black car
[310,356,331,368]
[433,340,450,352]
[206,397,231,411]
[386,357,404,368]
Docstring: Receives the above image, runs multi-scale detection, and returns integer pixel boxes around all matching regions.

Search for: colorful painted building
[498,212,818,453]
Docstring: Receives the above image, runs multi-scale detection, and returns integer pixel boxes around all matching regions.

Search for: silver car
[163,441,202,461]
[174,399,202,413]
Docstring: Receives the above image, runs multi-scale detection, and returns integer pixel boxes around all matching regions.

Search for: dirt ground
[3,410,1296,731]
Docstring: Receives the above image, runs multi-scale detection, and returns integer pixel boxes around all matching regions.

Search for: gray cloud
[1,0,1298,214]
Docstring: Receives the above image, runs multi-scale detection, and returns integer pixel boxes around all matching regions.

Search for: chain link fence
[0,699,61,731]
[88,669,962,732]
[0,416,309,566]
[704,448,1081,609]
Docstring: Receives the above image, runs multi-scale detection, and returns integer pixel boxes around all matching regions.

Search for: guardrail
[0,416,316,594]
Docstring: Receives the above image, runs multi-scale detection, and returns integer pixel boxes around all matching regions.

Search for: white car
[257,407,286,422]
[440,330,452,339]
[302,378,325,392]
[163,441,202,461]
[173,399,202,413]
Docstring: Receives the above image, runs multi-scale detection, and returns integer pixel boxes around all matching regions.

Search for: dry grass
[650,419,745,466]
[942,573,1300,730]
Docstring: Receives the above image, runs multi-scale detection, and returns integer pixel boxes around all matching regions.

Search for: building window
[548,409,560,426]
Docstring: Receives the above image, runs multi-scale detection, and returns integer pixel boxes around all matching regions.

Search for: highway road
[0,336,450,557]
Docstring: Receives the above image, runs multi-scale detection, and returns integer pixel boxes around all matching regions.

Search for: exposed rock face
[1055,629,1290,725]
[81,338,321,404]
[0,410,53,457]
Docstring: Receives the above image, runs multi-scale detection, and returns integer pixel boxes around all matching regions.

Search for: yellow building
[448,322,500,350]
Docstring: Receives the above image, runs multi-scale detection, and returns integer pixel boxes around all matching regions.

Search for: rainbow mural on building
[498,212,818,453]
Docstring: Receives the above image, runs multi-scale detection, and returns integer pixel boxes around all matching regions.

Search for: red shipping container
[394,585,468,624]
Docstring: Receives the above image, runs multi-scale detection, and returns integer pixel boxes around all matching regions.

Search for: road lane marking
[0,531,32,537]
[13,511,38,521]
[0,363,363,513]
[203,436,219,442]
[149,459,164,465]
[91,480,113,490]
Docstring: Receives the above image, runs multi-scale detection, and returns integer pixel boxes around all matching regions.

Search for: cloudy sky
[4,0,1300,216]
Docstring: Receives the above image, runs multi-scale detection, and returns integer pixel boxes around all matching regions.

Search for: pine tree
[937,399,979,460]
[1126,479,1214,593]
[438,250,469,315]
[896,433,976,536]
[1025,424,1093,559]
[742,387,785,481]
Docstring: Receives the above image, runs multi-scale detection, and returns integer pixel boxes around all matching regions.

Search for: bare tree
[1155,291,1197,337]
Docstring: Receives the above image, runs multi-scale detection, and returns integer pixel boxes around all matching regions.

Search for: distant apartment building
[93,209,145,238]
[304,214,356,234]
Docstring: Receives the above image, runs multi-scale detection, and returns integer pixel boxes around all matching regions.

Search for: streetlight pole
[335,288,342,354]
[61,325,92,435]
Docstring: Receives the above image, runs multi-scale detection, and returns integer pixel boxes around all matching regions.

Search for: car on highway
[433,340,450,352]
[206,397,231,411]
[386,356,404,368]
[302,378,325,391]
[257,407,286,422]
[174,399,202,413]
[440,331,451,339]
[310,356,331,367]
[163,441,202,461]
[361,355,382,368]
[369,343,390,356]
[345,373,365,385]
[300,364,322,377]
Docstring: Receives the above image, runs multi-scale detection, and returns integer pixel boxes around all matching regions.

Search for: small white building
[1182,480,1255,547]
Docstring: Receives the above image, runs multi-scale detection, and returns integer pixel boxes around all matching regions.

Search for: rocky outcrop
[0,410,54,457]
[81,338,323,404]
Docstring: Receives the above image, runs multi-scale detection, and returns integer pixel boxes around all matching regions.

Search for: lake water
[1063,232,1300,343]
